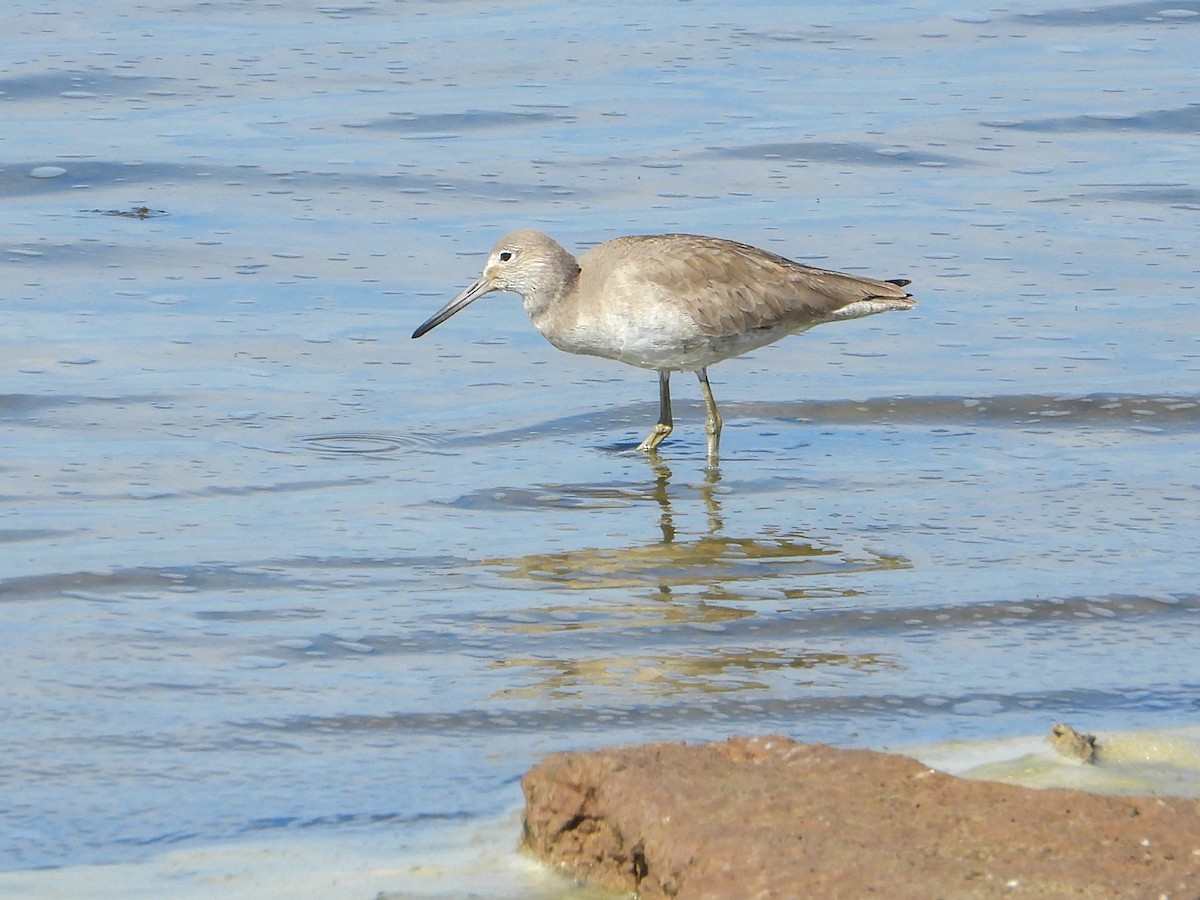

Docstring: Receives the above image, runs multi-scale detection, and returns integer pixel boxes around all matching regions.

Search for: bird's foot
[638,422,673,453]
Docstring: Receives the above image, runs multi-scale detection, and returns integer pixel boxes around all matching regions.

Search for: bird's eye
[498,250,514,263]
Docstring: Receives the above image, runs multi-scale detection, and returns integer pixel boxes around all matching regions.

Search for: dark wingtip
[886,278,911,288]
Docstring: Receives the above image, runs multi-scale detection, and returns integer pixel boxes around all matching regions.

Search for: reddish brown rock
[521,735,1200,898]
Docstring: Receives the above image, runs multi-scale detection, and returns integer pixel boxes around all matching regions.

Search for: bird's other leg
[696,367,722,467]
[638,369,673,452]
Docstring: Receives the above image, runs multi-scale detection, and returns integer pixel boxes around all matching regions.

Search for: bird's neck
[523,251,581,328]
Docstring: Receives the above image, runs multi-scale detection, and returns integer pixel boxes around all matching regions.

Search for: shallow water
[2,0,1199,893]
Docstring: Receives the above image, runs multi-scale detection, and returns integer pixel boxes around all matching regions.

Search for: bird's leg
[696,367,722,467]
[638,370,673,452]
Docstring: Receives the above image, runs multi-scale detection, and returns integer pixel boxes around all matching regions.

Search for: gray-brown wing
[602,234,914,338]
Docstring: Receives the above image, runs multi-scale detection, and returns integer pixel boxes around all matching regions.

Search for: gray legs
[636,368,722,466]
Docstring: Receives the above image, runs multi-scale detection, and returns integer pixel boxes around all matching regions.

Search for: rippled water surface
[2,0,1199,894]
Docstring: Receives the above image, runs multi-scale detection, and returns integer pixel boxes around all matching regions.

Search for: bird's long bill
[411,277,494,339]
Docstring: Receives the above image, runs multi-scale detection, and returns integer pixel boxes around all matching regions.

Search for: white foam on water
[908,723,1200,798]
[0,813,606,900]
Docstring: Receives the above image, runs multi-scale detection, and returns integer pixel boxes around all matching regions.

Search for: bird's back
[579,234,915,340]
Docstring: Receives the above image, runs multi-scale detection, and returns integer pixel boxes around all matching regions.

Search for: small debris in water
[86,206,169,219]
[1050,723,1098,763]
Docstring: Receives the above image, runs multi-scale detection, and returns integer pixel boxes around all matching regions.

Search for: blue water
[2,0,1198,892]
